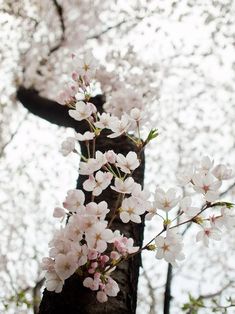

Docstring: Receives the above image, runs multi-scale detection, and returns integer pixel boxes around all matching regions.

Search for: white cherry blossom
[196,227,221,247]
[155,229,185,266]
[63,189,85,212]
[86,201,110,220]
[192,173,221,202]
[83,171,113,196]
[154,188,180,212]
[55,252,78,280]
[108,114,131,138]
[180,196,200,218]
[116,151,140,174]
[45,271,64,293]
[86,222,113,253]
[119,197,143,223]
[111,177,135,194]
[75,131,95,141]
[69,101,93,121]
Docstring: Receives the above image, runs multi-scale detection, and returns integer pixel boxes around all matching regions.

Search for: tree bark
[17,88,145,314]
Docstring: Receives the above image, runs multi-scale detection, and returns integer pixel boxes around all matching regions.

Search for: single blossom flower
[116,151,140,174]
[83,171,113,196]
[107,114,131,138]
[85,222,113,253]
[45,271,64,293]
[86,201,110,220]
[154,188,180,212]
[119,197,144,223]
[155,229,185,266]
[111,177,135,194]
[180,196,200,218]
[69,101,93,121]
[192,173,221,202]
[63,189,85,212]
[54,252,78,280]
[196,226,221,247]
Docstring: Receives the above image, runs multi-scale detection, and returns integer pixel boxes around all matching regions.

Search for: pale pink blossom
[63,189,85,212]
[45,271,64,293]
[83,171,113,196]
[70,243,88,266]
[154,188,180,212]
[210,207,235,230]
[94,113,115,129]
[76,51,98,79]
[108,114,131,138]
[86,222,113,253]
[111,177,135,194]
[105,150,117,164]
[116,151,140,174]
[60,137,75,156]
[53,207,66,218]
[86,201,110,220]
[119,197,144,223]
[83,275,100,291]
[196,227,221,247]
[96,291,108,303]
[68,101,93,121]
[180,196,199,218]
[113,235,139,255]
[75,131,95,141]
[79,151,107,175]
[55,253,78,280]
[192,173,221,202]
[41,257,55,272]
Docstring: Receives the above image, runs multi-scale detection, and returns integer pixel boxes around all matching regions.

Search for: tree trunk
[17,88,145,314]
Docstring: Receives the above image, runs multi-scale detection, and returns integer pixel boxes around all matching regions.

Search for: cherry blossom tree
[1,1,235,314]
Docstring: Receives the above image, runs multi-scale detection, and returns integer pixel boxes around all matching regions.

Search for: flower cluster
[42,53,234,303]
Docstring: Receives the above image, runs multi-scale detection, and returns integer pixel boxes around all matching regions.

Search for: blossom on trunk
[83,171,113,196]
[86,201,110,220]
[69,101,93,121]
[111,177,135,194]
[119,197,144,223]
[63,189,85,212]
[107,114,131,138]
[54,252,78,280]
[86,222,113,253]
[116,151,140,174]
[45,271,64,293]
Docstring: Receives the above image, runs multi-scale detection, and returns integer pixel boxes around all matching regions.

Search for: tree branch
[16,87,105,132]
[49,0,65,55]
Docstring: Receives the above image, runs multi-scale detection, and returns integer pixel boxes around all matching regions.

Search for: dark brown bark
[17,87,145,314]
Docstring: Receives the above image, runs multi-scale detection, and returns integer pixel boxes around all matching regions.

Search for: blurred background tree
[0,0,235,313]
